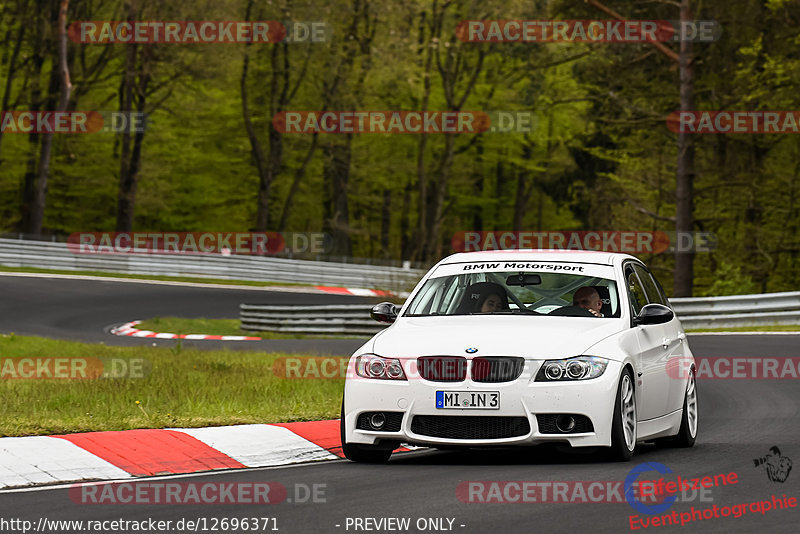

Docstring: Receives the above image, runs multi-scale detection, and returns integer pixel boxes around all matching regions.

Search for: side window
[633,264,668,306]
[625,267,648,316]
[439,276,461,314]
[650,271,671,307]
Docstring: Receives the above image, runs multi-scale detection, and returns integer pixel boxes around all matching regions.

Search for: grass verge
[0,334,345,437]
[686,325,800,333]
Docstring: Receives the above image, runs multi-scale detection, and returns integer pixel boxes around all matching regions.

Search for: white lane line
[0,449,434,494]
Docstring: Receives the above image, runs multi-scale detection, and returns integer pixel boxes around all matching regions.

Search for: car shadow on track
[390,442,666,466]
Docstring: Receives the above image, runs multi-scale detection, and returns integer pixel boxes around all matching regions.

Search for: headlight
[355,354,407,380]
[534,356,608,381]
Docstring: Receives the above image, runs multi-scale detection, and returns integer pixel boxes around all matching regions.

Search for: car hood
[369,316,624,359]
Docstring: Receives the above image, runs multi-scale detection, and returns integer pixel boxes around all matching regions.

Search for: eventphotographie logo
[753,446,792,483]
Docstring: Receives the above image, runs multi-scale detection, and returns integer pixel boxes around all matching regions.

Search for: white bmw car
[341,250,698,462]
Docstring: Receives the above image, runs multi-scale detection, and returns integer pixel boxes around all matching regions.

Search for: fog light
[370,413,386,429]
[555,415,576,433]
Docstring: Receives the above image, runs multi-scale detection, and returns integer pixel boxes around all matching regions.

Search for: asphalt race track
[0,274,374,354]
[1,274,800,533]
[3,354,800,534]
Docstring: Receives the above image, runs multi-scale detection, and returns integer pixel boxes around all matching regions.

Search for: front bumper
[343,359,623,448]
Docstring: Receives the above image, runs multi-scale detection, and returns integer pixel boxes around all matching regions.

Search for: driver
[573,287,604,317]
[479,292,505,313]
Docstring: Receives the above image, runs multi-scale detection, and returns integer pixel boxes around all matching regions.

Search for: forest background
[1,0,799,297]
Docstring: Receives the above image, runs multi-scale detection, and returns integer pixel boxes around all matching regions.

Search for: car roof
[438,249,642,267]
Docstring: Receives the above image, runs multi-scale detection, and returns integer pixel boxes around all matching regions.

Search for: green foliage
[701,262,760,297]
[1,0,800,295]
[0,334,344,436]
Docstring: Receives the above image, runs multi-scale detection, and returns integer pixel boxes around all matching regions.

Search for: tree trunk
[241,0,271,231]
[472,171,484,233]
[674,0,695,296]
[322,140,353,256]
[472,139,486,232]
[29,0,71,235]
[318,0,375,254]
[513,170,528,232]
[423,133,456,259]
[118,91,147,232]
[20,3,49,233]
[417,1,485,260]
[413,10,432,262]
[115,3,139,233]
[0,19,26,159]
[513,143,535,231]
[380,188,391,258]
[400,180,413,260]
[242,0,305,231]
[19,49,44,233]
[278,133,318,231]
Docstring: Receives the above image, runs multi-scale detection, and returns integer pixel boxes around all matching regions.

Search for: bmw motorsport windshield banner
[430,260,617,280]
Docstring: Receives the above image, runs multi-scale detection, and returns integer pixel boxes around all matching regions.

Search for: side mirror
[633,304,674,326]
[370,302,398,324]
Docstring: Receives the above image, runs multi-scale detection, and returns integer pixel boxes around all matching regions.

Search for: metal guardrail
[669,291,800,329]
[0,238,424,291]
[241,304,386,335]
[3,237,796,332]
[241,292,800,335]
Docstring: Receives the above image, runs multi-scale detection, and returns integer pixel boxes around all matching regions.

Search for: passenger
[573,286,604,317]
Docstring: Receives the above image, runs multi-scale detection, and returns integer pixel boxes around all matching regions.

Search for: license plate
[436,391,499,409]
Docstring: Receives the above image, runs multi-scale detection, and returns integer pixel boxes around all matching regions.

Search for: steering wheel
[547,305,596,318]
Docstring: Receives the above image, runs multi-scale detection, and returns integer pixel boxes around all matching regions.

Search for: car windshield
[403,270,620,318]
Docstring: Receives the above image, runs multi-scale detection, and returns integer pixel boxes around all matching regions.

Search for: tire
[657,369,698,448]
[607,368,637,461]
[340,403,393,463]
